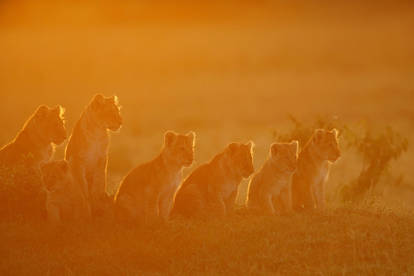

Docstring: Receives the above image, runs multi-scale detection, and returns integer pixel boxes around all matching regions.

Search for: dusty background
[0,1,413,203]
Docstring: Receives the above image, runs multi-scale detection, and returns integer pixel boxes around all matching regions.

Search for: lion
[0,105,66,168]
[246,141,298,215]
[40,160,89,224]
[172,142,255,218]
[0,105,66,219]
[114,131,195,224]
[291,129,341,211]
[65,94,122,218]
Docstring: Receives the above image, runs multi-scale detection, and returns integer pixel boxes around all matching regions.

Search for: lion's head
[40,160,72,192]
[163,131,195,167]
[225,142,255,178]
[89,94,122,131]
[33,105,67,145]
[270,141,298,173]
[311,129,341,162]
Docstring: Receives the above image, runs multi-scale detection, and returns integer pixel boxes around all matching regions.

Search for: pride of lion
[0,94,341,225]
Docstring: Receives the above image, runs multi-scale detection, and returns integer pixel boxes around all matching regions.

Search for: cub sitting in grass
[65,94,122,218]
[247,141,298,215]
[41,160,90,225]
[0,105,67,169]
[114,131,195,224]
[291,129,341,211]
[0,105,67,219]
[172,142,255,218]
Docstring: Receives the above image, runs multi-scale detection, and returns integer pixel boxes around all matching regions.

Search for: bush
[340,125,408,202]
[274,115,408,203]
[273,114,345,149]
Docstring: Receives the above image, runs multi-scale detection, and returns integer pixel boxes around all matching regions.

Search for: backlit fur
[114,131,195,224]
[291,129,341,211]
[247,141,298,214]
[172,142,255,218]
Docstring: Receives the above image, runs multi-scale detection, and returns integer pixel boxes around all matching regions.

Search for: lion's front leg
[70,162,92,219]
[158,190,175,222]
[144,193,160,225]
[210,193,227,217]
[309,181,319,210]
[90,158,107,198]
[90,158,108,215]
[70,160,89,198]
[46,201,61,225]
[263,194,275,215]
[224,190,237,214]
[314,180,326,210]
[277,184,292,214]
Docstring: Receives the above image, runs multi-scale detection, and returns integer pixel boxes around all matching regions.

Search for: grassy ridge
[1,206,413,275]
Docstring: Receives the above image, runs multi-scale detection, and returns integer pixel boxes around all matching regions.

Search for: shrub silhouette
[275,115,408,202]
[273,114,344,149]
[341,126,408,202]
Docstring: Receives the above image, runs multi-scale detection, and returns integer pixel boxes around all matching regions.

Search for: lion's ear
[36,105,50,118]
[111,95,118,103]
[164,131,177,147]
[53,105,65,118]
[270,143,279,157]
[245,141,255,151]
[290,140,299,156]
[330,128,339,138]
[91,94,105,110]
[186,131,196,146]
[313,129,325,143]
[228,143,239,155]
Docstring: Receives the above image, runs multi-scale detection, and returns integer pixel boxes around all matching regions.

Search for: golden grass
[1,206,413,275]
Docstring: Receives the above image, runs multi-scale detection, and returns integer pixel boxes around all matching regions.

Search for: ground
[1,206,413,275]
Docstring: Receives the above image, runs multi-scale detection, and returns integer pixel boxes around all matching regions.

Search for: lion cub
[65,94,122,218]
[291,129,341,211]
[0,105,67,169]
[172,142,255,218]
[41,160,89,224]
[114,131,195,224]
[0,105,66,219]
[247,141,298,214]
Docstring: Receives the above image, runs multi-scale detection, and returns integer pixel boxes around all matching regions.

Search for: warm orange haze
[0,1,414,275]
